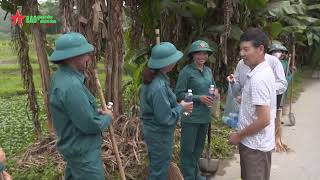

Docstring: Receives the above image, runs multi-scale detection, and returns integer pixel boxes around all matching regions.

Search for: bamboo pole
[155,29,160,44]
[94,70,126,180]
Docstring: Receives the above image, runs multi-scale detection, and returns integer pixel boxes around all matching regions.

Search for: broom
[154,29,184,180]
[274,54,292,152]
[94,71,126,180]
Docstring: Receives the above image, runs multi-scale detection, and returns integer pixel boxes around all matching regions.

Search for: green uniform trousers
[64,148,104,180]
[143,127,174,180]
[180,122,209,180]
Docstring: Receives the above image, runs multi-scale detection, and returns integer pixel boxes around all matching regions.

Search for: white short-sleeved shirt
[238,61,277,152]
[233,54,287,95]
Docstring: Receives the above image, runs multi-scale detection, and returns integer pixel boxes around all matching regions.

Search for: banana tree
[265,0,320,69]
[122,47,149,117]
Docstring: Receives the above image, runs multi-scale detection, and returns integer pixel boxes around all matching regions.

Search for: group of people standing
[23,26,292,180]
[140,28,293,180]
[140,40,218,180]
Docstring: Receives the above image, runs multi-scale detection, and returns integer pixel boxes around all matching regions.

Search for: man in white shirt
[228,28,276,180]
[229,53,287,99]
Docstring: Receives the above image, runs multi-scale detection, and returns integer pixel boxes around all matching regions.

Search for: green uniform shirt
[49,64,112,159]
[280,59,292,82]
[175,63,215,124]
[140,72,183,132]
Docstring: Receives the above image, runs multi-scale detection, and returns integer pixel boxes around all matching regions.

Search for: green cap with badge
[188,40,213,56]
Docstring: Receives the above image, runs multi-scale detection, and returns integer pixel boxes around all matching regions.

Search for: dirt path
[213,77,320,180]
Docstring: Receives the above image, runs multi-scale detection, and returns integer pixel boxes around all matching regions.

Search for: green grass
[8,160,62,180]
[0,95,61,179]
[0,63,41,72]
[0,39,42,63]
[0,48,17,61]
[0,74,43,97]
[0,95,40,157]
[0,64,43,97]
[0,62,110,97]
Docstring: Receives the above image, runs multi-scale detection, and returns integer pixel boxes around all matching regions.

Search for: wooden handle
[94,70,126,180]
[155,29,160,44]
[289,42,295,112]
[94,70,108,110]
[280,54,292,106]
[286,54,292,77]
[207,123,211,159]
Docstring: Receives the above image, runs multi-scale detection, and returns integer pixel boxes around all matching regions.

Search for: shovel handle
[207,123,211,159]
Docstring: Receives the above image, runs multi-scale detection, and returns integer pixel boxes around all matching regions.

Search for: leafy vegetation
[0,0,315,179]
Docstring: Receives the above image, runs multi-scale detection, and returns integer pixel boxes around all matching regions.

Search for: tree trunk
[13,25,42,140]
[105,0,124,116]
[60,0,103,95]
[27,0,54,134]
[59,0,76,32]
[78,0,101,95]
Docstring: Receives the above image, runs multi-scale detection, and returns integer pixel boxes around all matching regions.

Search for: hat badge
[199,42,206,48]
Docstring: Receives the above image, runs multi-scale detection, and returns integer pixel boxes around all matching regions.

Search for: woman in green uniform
[49,32,113,180]
[269,42,293,108]
[175,40,218,180]
[269,42,293,83]
[140,42,193,180]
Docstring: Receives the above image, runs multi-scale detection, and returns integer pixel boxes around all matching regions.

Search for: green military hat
[188,40,213,56]
[269,41,288,53]
[49,32,94,62]
[148,42,183,69]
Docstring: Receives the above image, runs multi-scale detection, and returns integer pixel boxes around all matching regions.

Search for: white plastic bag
[223,83,240,129]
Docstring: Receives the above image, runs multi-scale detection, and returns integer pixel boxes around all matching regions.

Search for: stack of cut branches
[14,116,147,179]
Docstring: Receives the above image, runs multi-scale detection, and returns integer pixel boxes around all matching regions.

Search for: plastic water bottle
[107,102,113,111]
[222,115,229,124]
[208,85,215,107]
[228,112,239,129]
[223,113,239,129]
[183,89,193,116]
[208,85,215,98]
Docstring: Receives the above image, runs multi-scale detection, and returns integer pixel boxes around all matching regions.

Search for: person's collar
[246,60,268,78]
[60,64,85,83]
[159,71,169,81]
[191,62,204,72]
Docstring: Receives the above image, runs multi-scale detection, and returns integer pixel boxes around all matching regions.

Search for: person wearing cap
[268,42,294,113]
[269,42,293,84]
[175,40,219,180]
[140,42,193,180]
[49,32,113,180]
